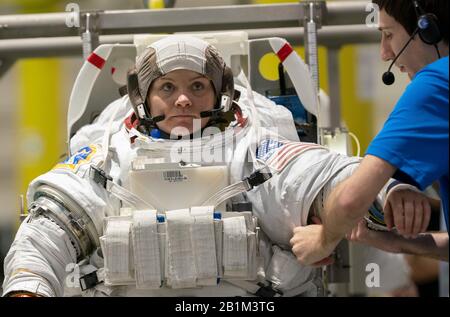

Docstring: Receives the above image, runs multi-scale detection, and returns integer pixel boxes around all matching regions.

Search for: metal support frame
[0,58,14,78]
[0,2,370,40]
[326,47,343,132]
[80,12,100,59]
[0,1,377,75]
[0,1,378,82]
[302,1,326,92]
[0,35,134,59]
[0,26,379,60]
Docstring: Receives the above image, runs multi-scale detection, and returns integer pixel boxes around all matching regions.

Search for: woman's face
[147,69,216,136]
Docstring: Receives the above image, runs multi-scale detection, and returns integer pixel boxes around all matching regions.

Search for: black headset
[382,0,442,85]
[413,0,442,45]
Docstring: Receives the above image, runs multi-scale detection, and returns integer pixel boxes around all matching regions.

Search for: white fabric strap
[132,209,162,289]
[100,100,122,169]
[96,97,156,212]
[235,70,265,170]
[190,206,218,286]
[106,180,156,210]
[101,217,133,284]
[157,219,166,285]
[165,209,197,289]
[222,216,248,278]
[246,230,258,280]
[214,218,224,278]
[202,181,248,208]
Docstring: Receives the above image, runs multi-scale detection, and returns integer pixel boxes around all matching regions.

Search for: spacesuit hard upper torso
[2,87,361,297]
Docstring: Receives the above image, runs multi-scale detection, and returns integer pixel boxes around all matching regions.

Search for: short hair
[372,0,449,44]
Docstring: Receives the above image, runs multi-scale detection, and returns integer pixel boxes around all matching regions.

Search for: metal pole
[326,1,369,25]
[327,47,342,131]
[247,25,379,47]
[0,35,134,59]
[302,1,324,147]
[0,12,77,39]
[0,26,379,60]
[303,1,325,92]
[0,2,371,40]
[81,12,100,59]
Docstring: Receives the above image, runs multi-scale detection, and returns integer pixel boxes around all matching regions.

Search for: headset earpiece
[127,70,150,120]
[127,69,165,134]
[413,0,442,45]
[217,65,235,112]
[417,13,442,45]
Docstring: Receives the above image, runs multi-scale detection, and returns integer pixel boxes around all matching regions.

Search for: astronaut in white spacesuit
[2,35,401,297]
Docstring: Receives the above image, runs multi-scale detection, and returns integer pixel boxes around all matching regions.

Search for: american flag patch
[257,140,325,172]
[256,139,285,161]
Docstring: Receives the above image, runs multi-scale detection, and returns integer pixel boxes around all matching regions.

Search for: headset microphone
[382,28,419,85]
[382,66,396,86]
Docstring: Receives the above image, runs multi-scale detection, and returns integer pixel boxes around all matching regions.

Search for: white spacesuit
[3,35,375,297]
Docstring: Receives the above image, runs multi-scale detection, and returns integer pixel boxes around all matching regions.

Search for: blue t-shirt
[366,56,449,231]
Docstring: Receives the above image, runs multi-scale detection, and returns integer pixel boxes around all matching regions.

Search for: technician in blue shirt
[291,0,449,264]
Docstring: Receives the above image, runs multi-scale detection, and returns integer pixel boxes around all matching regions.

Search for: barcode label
[163,170,186,183]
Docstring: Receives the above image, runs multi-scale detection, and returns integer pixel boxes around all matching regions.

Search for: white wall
[356,44,409,137]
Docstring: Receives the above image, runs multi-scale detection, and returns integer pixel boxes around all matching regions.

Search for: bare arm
[291,155,396,265]
[398,232,448,261]
[348,220,449,262]
[321,155,396,244]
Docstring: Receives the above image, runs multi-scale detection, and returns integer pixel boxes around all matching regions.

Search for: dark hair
[372,0,449,44]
